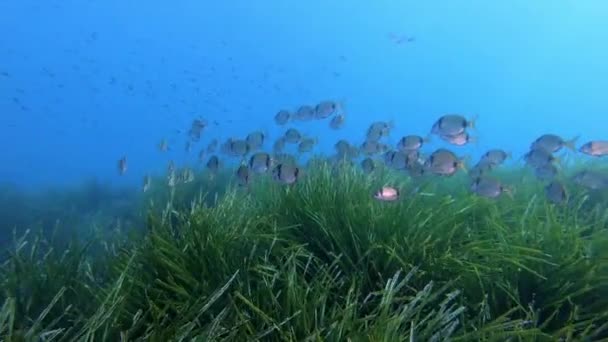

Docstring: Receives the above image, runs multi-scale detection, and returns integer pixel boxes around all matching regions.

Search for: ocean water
[2,0,607,190]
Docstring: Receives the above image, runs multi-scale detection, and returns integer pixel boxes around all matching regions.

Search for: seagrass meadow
[1,161,608,341]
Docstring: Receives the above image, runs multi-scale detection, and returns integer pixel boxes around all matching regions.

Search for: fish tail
[564,136,580,151]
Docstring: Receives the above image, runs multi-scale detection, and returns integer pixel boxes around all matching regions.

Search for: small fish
[246,131,266,150]
[284,128,302,144]
[198,149,206,161]
[314,100,341,119]
[572,170,608,190]
[275,110,291,125]
[236,165,251,187]
[431,114,476,137]
[143,175,151,192]
[361,140,389,156]
[480,149,510,166]
[545,181,567,204]
[468,161,494,179]
[272,163,300,184]
[530,134,578,153]
[366,121,393,141]
[206,155,220,172]
[273,137,286,153]
[385,150,413,170]
[222,138,250,157]
[249,152,272,173]
[117,156,127,175]
[425,149,466,176]
[407,160,426,178]
[335,139,351,155]
[329,113,345,129]
[298,137,318,153]
[524,149,558,168]
[397,135,428,151]
[440,131,476,146]
[189,119,207,141]
[295,105,315,121]
[534,163,558,181]
[185,141,192,152]
[470,177,512,199]
[361,157,375,174]
[373,186,400,201]
[579,140,608,157]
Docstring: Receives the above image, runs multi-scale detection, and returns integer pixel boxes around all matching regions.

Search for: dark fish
[545,181,567,204]
[531,134,578,153]
[431,114,476,136]
[397,135,428,151]
[275,110,291,125]
[470,177,512,199]
[361,157,375,174]
[272,163,300,184]
[249,152,272,173]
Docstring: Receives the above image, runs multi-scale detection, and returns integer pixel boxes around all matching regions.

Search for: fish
[534,163,558,181]
[189,118,207,141]
[298,137,318,153]
[272,163,300,184]
[294,105,315,121]
[284,128,302,143]
[468,161,494,179]
[373,186,400,201]
[385,150,415,170]
[314,100,341,119]
[530,134,578,153]
[431,114,476,136]
[221,138,250,157]
[480,149,511,166]
[572,170,608,190]
[335,139,351,155]
[523,148,558,168]
[329,113,345,130]
[361,140,389,156]
[198,149,206,162]
[246,131,266,151]
[424,149,467,176]
[545,181,567,204]
[206,155,220,172]
[274,110,291,125]
[273,137,286,153]
[366,121,393,141]
[361,157,375,174]
[396,135,428,151]
[117,156,127,175]
[470,177,512,199]
[249,152,272,173]
[236,165,251,187]
[579,140,608,157]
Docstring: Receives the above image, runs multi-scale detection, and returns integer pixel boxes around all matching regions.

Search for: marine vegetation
[1,161,607,341]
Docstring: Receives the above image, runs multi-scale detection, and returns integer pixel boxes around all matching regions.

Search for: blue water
[1,0,607,190]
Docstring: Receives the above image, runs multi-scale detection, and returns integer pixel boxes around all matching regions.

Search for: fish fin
[564,136,579,151]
